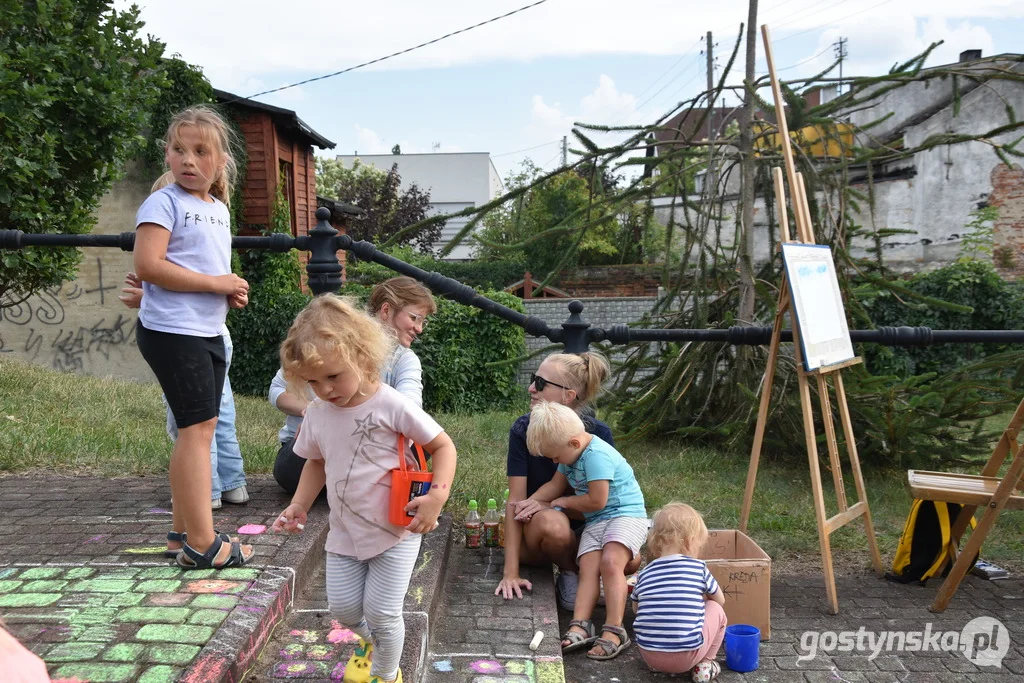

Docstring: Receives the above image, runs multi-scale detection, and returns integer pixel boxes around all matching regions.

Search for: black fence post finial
[562,300,591,354]
[305,207,343,295]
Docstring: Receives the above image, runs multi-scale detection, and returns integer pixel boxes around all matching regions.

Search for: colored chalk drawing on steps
[288,629,321,643]
[122,546,167,554]
[469,660,504,674]
[237,524,266,535]
[327,621,359,644]
[432,659,454,672]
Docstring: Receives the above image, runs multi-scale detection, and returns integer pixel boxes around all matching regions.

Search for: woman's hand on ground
[272,504,307,533]
[494,576,533,600]
[513,498,548,522]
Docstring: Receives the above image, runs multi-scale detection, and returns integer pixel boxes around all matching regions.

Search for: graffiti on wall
[0,256,137,372]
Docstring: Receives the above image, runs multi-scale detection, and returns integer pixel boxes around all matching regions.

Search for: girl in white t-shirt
[273,295,457,683]
[631,503,727,682]
[134,107,253,571]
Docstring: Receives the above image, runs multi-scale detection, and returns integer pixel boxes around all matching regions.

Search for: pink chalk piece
[542,617,552,624]
[237,524,266,535]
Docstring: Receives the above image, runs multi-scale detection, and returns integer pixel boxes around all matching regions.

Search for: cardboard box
[699,529,771,640]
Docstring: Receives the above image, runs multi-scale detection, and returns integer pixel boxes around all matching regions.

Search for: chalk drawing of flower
[468,659,504,674]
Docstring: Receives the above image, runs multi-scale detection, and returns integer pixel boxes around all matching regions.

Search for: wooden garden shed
[214,89,335,237]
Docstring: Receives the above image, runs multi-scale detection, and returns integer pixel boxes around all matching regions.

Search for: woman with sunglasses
[271,276,437,494]
[495,351,640,608]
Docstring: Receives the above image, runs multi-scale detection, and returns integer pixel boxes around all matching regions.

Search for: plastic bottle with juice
[483,498,500,547]
[465,500,482,549]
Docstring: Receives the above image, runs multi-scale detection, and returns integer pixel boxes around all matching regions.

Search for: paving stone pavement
[558,571,1024,683]
[3,475,1023,683]
[0,475,326,683]
[421,540,564,683]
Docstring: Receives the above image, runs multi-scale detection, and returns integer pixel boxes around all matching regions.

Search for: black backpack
[885,499,977,585]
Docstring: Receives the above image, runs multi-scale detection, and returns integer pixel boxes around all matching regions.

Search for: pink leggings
[637,601,727,674]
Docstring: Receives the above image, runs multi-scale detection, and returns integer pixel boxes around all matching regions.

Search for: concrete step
[421,540,564,683]
[242,514,452,682]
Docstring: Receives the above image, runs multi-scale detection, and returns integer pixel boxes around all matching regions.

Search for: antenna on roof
[432,142,441,153]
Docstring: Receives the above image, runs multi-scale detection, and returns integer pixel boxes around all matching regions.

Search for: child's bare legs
[521,508,578,571]
[588,542,631,655]
[172,418,250,562]
[562,550,600,647]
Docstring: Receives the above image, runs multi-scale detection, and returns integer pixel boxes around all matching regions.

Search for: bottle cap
[487,498,497,509]
[468,500,478,510]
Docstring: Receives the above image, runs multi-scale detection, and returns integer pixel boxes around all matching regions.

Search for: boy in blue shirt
[524,401,647,661]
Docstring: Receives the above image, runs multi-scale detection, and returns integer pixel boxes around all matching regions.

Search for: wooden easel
[737,25,884,614]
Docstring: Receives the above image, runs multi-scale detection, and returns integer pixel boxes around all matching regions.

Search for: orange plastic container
[388,435,432,526]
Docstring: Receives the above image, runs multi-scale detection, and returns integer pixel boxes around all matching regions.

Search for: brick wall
[518,296,661,386]
[554,265,670,297]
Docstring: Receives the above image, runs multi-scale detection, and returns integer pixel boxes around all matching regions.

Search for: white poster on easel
[781,243,855,371]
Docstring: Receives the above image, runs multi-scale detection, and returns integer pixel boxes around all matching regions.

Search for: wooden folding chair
[907,396,1024,612]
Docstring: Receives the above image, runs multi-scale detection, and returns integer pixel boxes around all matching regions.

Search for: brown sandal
[561,619,597,653]
[587,624,631,660]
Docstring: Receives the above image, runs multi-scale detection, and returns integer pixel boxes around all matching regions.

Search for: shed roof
[213,88,336,150]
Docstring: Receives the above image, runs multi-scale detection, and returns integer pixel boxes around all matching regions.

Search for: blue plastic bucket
[724,624,760,672]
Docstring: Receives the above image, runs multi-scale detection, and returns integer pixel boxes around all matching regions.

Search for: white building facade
[334,152,504,260]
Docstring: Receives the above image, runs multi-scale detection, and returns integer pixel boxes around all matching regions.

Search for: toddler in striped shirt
[630,503,727,682]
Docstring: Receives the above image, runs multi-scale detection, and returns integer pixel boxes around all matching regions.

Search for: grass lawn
[3,357,1022,571]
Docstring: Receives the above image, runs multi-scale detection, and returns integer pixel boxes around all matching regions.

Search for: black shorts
[136,321,226,429]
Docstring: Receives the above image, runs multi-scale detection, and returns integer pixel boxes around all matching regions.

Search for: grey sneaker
[556,570,578,611]
[211,498,222,510]
[222,486,249,505]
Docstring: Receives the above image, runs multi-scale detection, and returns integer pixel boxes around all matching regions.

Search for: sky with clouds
[116,0,1023,179]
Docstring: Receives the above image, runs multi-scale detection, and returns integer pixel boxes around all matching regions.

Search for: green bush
[340,282,526,413]
[859,260,1024,377]
[347,245,526,290]
[228,185,309,396]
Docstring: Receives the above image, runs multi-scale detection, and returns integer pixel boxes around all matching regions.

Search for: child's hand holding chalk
[272,504,307,533]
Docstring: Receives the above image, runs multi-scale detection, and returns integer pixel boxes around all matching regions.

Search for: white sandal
[691,659,721,682]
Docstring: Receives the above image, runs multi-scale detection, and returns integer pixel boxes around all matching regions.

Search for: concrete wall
[652,72,1024,275]
[1,165,151,381]
[517,296,660,386]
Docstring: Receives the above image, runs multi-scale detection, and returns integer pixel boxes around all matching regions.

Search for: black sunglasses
[530,373,569,392]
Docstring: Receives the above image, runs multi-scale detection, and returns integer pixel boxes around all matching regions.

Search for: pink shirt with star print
[294,383,443,560]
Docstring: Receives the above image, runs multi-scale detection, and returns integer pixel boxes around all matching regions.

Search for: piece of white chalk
[296,523,305,530]
[529,630,544,651]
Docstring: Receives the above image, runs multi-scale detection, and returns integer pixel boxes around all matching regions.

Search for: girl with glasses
[494,352,641,608]
[271,276,437,494]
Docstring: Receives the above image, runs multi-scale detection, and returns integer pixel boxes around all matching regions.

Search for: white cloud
[117,0,1023,90]
[763,13,997,89]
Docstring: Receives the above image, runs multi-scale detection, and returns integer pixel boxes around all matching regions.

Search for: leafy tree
[474,161,632,278]
[315,158,442,253]
[0,0,164,307]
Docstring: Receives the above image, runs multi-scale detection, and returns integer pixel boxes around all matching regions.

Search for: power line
[777,45,834,71]
[492,139,561,158]
[775,0,895,43]
[240,0,551,101]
